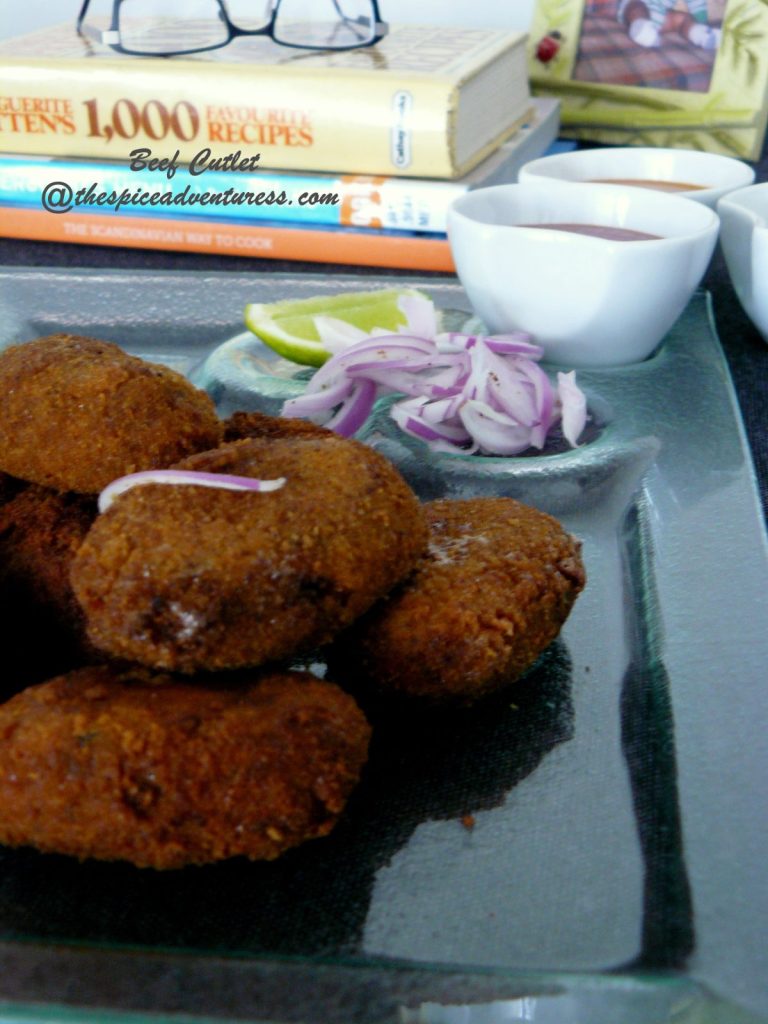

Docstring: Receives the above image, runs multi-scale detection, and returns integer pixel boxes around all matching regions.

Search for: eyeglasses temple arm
[76,0,91,31]
[76,0,121,44]
[330,0,388,35]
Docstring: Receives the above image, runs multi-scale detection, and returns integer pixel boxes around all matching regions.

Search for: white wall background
[0,1,538,42]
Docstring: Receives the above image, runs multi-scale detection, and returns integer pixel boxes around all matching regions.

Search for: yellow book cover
[528,0,768,159]
[0,23,530,179]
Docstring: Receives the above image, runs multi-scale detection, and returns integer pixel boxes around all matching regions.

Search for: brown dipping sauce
[588,178,706,192]
[518,223,662,241]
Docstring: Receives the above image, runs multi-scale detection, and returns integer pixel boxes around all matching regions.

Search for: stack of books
[0,22,563,270]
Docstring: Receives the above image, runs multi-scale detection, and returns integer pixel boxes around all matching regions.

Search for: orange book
[0,206,455,271]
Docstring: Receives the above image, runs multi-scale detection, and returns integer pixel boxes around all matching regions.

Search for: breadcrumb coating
[223,410,340,443]
[0,334,222,493]
[71,436,428,673]
[0,484,98,685]
[332,497,585,701]
[0,665,370,869]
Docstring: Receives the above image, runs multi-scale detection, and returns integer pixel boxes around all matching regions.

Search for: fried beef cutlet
[222,410,340,443]
[70,435,428,673]
[0,334,223,494]
[0,472,26,508]
[0,484,99,687]
[0,484,96,630]
[0,664,370,869]
[330,497,586,702]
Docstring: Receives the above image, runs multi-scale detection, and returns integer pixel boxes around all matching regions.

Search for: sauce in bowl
[518,223,662,241]
[587,178,706,192]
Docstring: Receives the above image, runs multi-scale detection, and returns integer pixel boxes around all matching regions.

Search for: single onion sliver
[398,293,440,338]
[558,370,588,447]
[308,337,434,390]
[483,336,544,358]
[459,400,542,455]
[345,367,437,397]
[98,469,287,514]
[326,335,436,362]
[392,398,470,444]
[480,346,539,426]
[516,357,555,426]
[324,378,377,436]
[314,315,368,355]
[417,394,465,424]
[282,376,353,416]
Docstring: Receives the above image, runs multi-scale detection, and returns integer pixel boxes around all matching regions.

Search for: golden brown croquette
[0,484,96,633]
[0,665,370,869]
[330,497,585,701]
[0,472,26,507]
[223,410,341,443]
[0,334,222,494]
[0,484,99,685]
[70,436,428,673]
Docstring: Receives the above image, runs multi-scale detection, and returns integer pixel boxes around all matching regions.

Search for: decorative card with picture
[528,0,768,158]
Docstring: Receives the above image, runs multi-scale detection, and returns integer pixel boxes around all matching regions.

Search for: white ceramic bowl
[717,182,768,343]
[518,147,755,208]
[447,181,720,367]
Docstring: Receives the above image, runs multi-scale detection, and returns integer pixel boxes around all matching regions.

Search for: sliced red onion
[483,336,544,358]
[401,416,465,444]
[435,438,480,456]
[415,356,471,391]
[516,358,555,427]
[345,356,438,374]
[308,337,434,390]
[478,345,538,426]
[308,293,438,362]
[314,315,368,355]
[461,339,495,406]
[437,332,541,359]
[99,469,287,514]
[391,399,471,444]
[326,334,436,359]
[417,394,465,424]
[435,333,466,353]
[345,367,443,398]
[323,378,377,436]
[558,371,588,447]
[345,349,466,373]
[278,297,587,455]
[398,292,439,338]
[282,376,353,416]
[459,400,541,455]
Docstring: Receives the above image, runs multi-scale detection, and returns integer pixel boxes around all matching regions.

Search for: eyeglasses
[76,0,388,57]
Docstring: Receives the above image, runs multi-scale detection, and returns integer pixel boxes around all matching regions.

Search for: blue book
[0,99,563,235]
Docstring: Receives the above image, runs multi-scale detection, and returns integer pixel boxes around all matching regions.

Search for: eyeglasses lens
[117,0,230,53]
[113,0,377,53]
[274,0,376,48]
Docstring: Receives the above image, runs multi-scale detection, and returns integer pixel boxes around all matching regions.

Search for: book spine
[0,61,463,177]
[0,155,468,233]
[0,205,455,272]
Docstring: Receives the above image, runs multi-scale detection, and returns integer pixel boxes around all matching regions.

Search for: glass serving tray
[0,267,766,1024]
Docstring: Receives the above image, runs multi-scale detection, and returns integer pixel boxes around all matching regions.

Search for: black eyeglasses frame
[76,0,388,57]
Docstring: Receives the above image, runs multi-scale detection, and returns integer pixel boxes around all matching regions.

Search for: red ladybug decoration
[536,30,562,64]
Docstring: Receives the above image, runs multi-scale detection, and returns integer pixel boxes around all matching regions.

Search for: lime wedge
[243,288,428,367]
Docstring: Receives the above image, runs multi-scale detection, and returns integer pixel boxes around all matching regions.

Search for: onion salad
[98,469,287,514]
[281,294,588,456]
